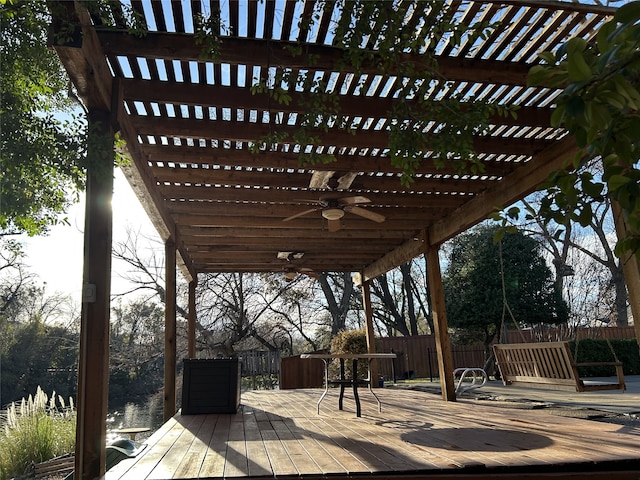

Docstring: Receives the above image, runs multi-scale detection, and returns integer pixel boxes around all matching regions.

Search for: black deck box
[181,358,241,414]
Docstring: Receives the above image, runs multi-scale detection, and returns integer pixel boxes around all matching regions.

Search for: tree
[517,188,630,326]
[519,2,640,256]
[1,320,78,405]
[110,299,165,406]
[0,240,34,319]
[370,261,433,336]
[112,228,188,315]
[0,238,80,405]
[317,272,357,336]
[443,224,568,357]
[0,0,86,236]
[196,272,305,356]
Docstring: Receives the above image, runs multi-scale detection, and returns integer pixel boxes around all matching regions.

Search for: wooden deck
[105,388,640,479]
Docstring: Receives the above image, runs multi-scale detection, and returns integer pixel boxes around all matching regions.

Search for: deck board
[242,409,274,477]
[172,414,218,478]
[199,414,230,478]
[105,388,640,480]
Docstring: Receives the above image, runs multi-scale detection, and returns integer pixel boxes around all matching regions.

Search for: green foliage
[194,4,228,60]
[78,0,147,37]
[1,321,78,406]
[109,300,164,407]
[570,338,640,376]
[610,338,640,375]
[0,0,86,236]
[0,387,76,480]
[443,224,568,347]
[0,0,143,236]
[247,0,502,184]
[507,2,640,256]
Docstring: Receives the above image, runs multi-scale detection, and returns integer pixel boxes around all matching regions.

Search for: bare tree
[519,192,629,326]
[368,260,433,337]
[261,274,323,353]
[0,239,35,316]
[196,272,305,356]
[317,272,357,336]
[111,228,184,310]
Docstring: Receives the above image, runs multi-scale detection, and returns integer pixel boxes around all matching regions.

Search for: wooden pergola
[48,1,640,478]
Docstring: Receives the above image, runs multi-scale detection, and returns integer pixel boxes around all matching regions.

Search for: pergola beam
[99,33,533,86]
[131,117,550,156]
[428,136,580,246]
[159,185,474,208]
[360,137,579,282]
[122,79,553,128]
[142,144,522,177]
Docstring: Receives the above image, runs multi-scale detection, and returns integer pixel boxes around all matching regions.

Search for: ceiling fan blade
[346,206,386,223]
[327,218,341,232]
[283,208,321,222]
[336,172,358,190]
[339,196,370,205]
[298,267,319,278]
[309,170,335,189]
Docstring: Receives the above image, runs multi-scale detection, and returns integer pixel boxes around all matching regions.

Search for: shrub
[0,386,76,480]
[328,329,369,379]
[570,339,640,377]
[610,339,640,375]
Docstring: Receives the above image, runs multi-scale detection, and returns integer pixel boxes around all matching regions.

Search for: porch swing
[490,242,626,392]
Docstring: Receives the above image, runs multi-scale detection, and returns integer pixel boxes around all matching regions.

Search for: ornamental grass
[0,386,76,480]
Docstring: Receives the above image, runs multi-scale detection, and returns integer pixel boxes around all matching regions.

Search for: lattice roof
[52,0,617,282]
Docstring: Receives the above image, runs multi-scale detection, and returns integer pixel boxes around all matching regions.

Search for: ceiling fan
[309,170,358,190]
[277,251,319,281]
[282,196,385,232]
[282,266,319,281]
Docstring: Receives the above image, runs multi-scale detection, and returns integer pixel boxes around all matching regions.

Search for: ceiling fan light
[322,207,344,220]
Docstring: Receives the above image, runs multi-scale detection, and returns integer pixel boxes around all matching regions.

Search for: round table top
[115,427,150,433]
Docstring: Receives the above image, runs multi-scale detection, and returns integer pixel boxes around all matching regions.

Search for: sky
[19,168,161,300]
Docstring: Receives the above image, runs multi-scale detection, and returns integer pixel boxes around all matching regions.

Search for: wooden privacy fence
[279,343,484,388]
[280,354,324,389]
[378,336,486,381]
[279,327,636,389]
[504,325,636,343]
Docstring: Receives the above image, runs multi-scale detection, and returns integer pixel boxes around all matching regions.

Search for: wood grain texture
[104,388,640,480]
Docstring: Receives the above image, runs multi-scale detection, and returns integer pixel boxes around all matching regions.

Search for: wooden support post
[164,240,177,421]
[361,280,379,386]
[424,239,456,401]
[612,201,640,345]
[188,279,197,358]
[75,109,114,479]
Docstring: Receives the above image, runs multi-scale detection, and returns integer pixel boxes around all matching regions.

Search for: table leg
[338,359,345,411]
[317,359,329,414]
[367,358,382,412]
[353,359,362,417]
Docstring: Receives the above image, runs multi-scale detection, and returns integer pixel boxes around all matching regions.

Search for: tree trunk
[319,273,354,335]
[401,263,419,335]
[612,267,629,326]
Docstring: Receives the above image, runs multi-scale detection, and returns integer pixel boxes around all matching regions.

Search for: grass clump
[0,386,76,480]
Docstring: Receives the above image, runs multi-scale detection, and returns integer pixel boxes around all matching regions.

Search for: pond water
[106,396,164,443]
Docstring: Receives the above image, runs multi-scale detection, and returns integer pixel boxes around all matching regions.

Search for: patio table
[301,353,396,417]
